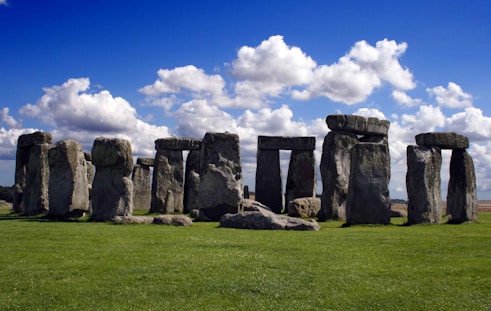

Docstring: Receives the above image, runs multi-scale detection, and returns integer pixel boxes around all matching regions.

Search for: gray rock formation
[113,215,155,224]
[406,145,442,224]
[219,208,320,231]
[242,198,272,212]
[415,132,469,149]
[255,148,284,213]
[137,157,154,167]
[446,149,478,223]
[346,143,391,225]
[257,136,316,150]
[90,138,134,221]
[183,150,201,214]
[22,143,51,216]
[132,163,152,210]
[47,139,90,218]
[285,150,316,206]
[13,131,52,214]
[319,131,358,221]
[155,138,202,151]
[198,132,243,221]
[150,149,184,213]
[287,197,321,218]
[153,214,193,226]
[326,114,390,136]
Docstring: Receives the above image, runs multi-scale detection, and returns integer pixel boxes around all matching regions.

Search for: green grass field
[0,207,489,311]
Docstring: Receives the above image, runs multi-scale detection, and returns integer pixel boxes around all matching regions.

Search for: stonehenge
[12,118,480,227]
[406,132,478,224]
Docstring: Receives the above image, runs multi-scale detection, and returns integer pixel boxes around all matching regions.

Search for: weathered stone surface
[153,215,193,226]
[242,198,272,212]
[113,215,154,224]
[285,150,316,208]
[91,137,133,175]
[257,136,316,151]
[132,164,151,210]
[150,149,184,213]
[255,148,284,213]
[22,143,51,216]
[243,185,250,199]
[13,131,52,214]
[415,132,469,149]
[287,197,321,218]
[326,114,390,136]
[47,139,90,218]
[17,131,52,148]
[346,143,391,225]
[86,161,95,185]
[83,152,92,162]
[406,145,442,224]
[319,131,358,221]
[219,209,320,231]
[90,138,134,221]
[183,150,200,214]
[137,157,154,167]
[391,209,407,218]
[155,138,202,151]
[198,132,242,221]
[446,149,478,223]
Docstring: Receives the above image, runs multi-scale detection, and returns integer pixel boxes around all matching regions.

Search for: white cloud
[292,39,415,104]
[0,127,40,159]
[427,82,473,108]
[19,78,170,156]
[0,0,7,6]
[353,107,387,120]
[444,107,491,141]
[392,90,422,107]
[0,107,22,128]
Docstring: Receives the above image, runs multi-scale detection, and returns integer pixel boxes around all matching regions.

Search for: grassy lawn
[0,208,489,310]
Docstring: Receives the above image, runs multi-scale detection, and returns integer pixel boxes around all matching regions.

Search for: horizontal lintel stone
[258,136,316,150]
[155,138,202,151]
[415,132,469,149]
[17,131,53,148]
[326,114,390,136]
[137,157,154,166]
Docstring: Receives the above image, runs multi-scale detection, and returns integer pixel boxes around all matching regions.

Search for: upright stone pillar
[13,131,52,214]
[285,149,316,205]
[346,143,391,225]
[23,143,51,216]
[447,149,478,223]
[90,138,134,221]
[47,139,90,218]
[132,157,153,210]
[319,131,358,221]
[255,148,283,213]
[198,132,242,221]
[151,149,183,213]
[183,149,201,214]
[406,145,442,224]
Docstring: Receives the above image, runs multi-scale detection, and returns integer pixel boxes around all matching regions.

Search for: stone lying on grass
[220,208,320,231]
[287,197,321,218]
[242,199,272,212]
[390,209,407,218]
[153,215,193,226]
[113,215,154,224]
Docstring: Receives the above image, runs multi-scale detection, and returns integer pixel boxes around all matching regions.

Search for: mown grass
[0,208,490,310]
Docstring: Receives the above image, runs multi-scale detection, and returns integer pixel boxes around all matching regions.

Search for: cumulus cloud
[444,107,491,142]
[19,78,170,156]
[392,90,422,107]
[292,39,415,104]
[427,82,473,108]
[0,127,40,160]
[0,107,22,128]
[0,0,7,6]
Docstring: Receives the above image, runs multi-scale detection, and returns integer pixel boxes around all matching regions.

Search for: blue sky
[1,0,491,199]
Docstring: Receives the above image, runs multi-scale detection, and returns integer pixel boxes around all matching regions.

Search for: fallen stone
[113,215,154,224]
[391,209,407,218]
[242,199,272,212]
[257,136,316,151]
[446,149,478,223]
[326,114,390,136]
[406,145,442,224]
[198,132,242,221]
[153,215,193,226]
[287,197,321,218]
[415,132,469,149]
[219,210,320,231]
[155,138,202,150]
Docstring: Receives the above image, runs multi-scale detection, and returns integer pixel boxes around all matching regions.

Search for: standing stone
[285,150,316,208]
[90,138,134,221]
[22,143,51,216]
[346,143,391,225]
[132,164,151,210]
[243,185,250,199]
[255,148,283,213]
[150,149,184,213]
[406,145,442,224]
[198,132,243,221]
[47,139,90,218]
[446,149,478,223]
[13,131,52,214]
[319,131,358,221]
[183,149,201,214]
